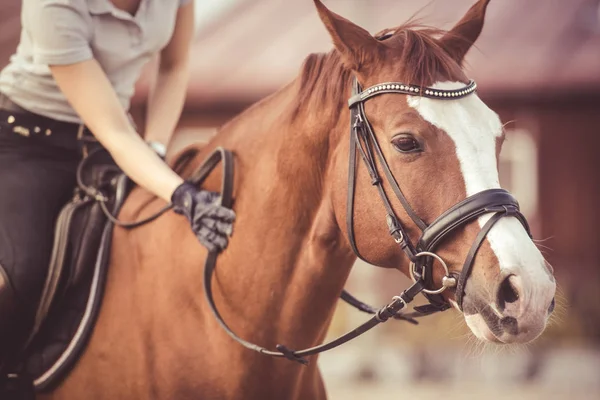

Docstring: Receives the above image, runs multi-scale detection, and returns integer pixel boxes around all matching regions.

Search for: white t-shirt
[0,0,191,123]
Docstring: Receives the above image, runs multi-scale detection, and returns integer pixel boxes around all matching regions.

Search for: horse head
[314,0,556,344]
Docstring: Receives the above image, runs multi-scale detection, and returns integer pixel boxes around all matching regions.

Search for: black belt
[0,94,96,151]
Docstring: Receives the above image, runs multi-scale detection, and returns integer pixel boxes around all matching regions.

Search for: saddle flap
[68,164,121,289]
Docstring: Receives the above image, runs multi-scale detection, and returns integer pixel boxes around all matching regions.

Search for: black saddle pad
[12,171,130,392]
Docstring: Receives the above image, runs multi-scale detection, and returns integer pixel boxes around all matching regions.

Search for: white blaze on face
[407,82,553,315]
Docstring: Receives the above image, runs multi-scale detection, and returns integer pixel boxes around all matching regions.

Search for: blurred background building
[1,1,599,399]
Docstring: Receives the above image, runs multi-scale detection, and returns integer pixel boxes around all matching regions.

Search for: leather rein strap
[193,149,428,365]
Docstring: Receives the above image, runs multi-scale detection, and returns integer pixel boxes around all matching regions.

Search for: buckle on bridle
[393,232,404,244]
[386,215,403,241]
[353,112,364,129]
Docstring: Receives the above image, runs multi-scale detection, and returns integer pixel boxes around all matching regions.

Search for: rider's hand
[171,182,235,252]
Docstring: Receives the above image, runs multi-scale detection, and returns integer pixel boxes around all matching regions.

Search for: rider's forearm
[144,61,190,147]
[49,59,183,203]
[107,131,183,203]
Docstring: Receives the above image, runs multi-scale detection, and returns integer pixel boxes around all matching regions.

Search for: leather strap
[13,72,531,369]
[414,190,530,310]
[417,189,528,252]
[453,206,530,310]
[339,290,420,325]
[454,212,503,310]
[345,115,366,262]
[347,80,477,107]
[345,93,421,263]
[352,79,426,232]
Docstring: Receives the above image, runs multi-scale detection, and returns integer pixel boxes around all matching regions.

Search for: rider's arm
[26,1,184,203]
[144,1,195,149]
[26,0,234,252]
[51,60,183,203]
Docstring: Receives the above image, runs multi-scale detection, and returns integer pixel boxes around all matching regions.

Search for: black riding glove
[171,182,236,252]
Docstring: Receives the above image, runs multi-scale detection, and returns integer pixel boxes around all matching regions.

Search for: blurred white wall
[194,0,241,32]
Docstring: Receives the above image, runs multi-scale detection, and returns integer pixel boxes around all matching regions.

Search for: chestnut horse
[41,0,555,399]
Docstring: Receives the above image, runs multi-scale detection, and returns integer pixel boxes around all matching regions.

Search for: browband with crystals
[348,79,477,107]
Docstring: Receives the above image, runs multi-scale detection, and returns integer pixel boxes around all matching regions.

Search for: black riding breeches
[0,95,81,364]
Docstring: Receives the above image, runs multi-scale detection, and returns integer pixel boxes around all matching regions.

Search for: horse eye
[392,135,421,153]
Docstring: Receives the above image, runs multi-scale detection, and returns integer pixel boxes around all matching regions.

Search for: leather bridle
[344,77,532,313]
[100,76,532,365]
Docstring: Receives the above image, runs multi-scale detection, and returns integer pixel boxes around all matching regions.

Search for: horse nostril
[500,316,519,335]
[548,297,555,314]
[497,275,520,311]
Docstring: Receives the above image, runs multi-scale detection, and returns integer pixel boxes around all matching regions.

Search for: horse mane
[290,50,350,122]
[290,23,465,121]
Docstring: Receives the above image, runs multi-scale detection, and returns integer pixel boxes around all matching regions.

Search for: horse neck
[109,56,358,396]
[192,61,357,355]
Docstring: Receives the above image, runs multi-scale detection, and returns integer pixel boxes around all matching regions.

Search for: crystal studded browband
[348,79,477,107]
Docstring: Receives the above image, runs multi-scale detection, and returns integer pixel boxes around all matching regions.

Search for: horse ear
[313,0,381,70]
[439,0,491,64]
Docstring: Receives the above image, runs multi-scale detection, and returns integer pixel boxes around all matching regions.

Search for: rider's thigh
[0,130,78,316]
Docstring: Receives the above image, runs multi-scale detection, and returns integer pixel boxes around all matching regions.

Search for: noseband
[345,77,531,312]
[185,77,532,365]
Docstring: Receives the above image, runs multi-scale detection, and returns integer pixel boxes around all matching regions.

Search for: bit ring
[409,251,456,295]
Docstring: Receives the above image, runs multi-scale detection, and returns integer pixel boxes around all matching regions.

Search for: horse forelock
[291,23,467,126]
[375,23,467,86]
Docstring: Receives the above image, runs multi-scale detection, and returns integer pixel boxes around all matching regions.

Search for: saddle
[2,147,132,394]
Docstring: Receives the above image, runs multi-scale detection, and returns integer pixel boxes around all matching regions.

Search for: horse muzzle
[462,268,556,344]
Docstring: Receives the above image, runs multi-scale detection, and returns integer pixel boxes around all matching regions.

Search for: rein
[81,76,532,366]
